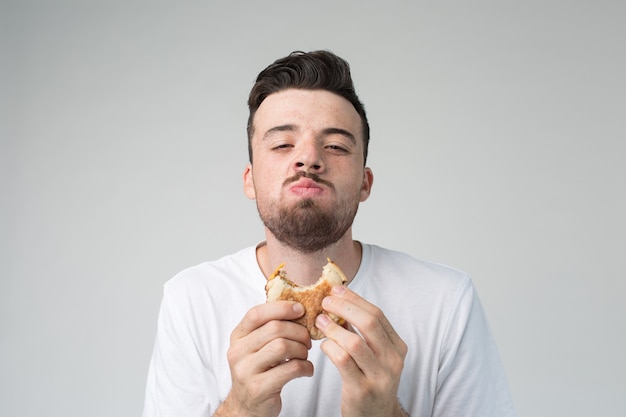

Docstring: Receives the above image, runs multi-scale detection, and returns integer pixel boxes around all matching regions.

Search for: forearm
[212,391,283,417]
[211,396,235,417]
[212,394,250,417]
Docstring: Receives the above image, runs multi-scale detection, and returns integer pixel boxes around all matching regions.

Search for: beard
[258,192,359,253]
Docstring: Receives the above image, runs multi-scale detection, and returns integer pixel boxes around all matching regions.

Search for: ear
[243,163,256,200]
[359,167,374,202]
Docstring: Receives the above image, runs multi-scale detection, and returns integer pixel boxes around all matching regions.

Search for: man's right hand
[214,301,313,417]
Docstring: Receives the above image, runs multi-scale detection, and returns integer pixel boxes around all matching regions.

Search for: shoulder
[365,244,470,286]
[162,246,264,300]
[356,244,474,311]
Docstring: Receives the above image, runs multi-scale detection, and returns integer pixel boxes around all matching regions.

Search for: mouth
[289,178,325,197]
[284,172,333,197]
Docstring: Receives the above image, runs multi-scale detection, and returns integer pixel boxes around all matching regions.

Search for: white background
[2,1,625,416]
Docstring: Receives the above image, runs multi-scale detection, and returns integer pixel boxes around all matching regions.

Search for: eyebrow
[263,124,297,140]
[263,125,356,144]
[322,127,356,144]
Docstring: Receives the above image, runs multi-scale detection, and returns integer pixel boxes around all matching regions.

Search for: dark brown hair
[247,50,370,164]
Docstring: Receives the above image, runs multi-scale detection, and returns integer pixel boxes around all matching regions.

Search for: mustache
[283,171,334,189]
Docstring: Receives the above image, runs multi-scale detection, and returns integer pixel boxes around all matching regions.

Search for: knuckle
[268,337,290,355]
[226,346,237,363]
[287,358,313,375]
[399,339,408,357]
[265,319,283,334]
[388,350,406,376]
[361,314,379,332]
[335,348,353,367]
[242,306,263,329]
[368,305,385,321]
[322,338,349,365]
[227,342,245,364]
[335,353,351,367]
[345,335,365,354]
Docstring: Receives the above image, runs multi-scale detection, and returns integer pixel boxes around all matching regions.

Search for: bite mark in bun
[265,259,348,340]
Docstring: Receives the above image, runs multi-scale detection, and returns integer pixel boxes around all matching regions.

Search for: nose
[294,141,324,172]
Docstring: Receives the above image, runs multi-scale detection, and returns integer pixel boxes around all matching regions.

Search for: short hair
[247,50,370,164]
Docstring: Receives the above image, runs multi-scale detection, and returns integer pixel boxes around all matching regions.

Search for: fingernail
[293,303,304,315]
[331,285,345,295]
[322,296,332,308]
[316,314,330,328]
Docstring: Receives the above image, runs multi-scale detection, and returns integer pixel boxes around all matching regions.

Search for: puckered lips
[288,177,326,197]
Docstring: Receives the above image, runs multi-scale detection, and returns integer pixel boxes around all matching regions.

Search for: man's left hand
[315,286,409,417]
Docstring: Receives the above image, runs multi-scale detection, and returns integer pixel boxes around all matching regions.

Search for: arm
[315,285,409,417]
[213,301,314,417]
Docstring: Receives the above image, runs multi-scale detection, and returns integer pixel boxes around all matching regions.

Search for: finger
[232,357,314,408]
[321,294,391,355]
[319,335,365,383]
[255,335,312,370]
[228,320,313,384]
[261,357,315,392]
[327,286,405,350]
[255,319,313,351]
[316,313,374,367]
[228,317,312,374]
[231,301,305,341]
[331,286,397,335]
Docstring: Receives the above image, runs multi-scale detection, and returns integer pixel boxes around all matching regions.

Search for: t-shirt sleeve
[142,282,220,417]
[432,277,516,417]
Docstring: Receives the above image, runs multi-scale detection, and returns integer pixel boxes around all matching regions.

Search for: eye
[271,142,293,151]
[325,144,349,153]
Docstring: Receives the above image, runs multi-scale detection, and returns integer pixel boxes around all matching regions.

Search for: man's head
[247,50,370,165]
[243,51,374,253]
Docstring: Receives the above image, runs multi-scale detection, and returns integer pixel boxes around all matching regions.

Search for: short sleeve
[433,278,516,417]
[142,283,220,417]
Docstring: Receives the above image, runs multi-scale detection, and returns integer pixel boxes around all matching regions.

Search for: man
[143,50,516,417]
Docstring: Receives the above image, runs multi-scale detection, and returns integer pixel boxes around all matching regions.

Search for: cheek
[251,173,280,200]
[335,177,364,202]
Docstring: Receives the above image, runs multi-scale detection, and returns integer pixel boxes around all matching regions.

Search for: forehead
[252,89,363,140]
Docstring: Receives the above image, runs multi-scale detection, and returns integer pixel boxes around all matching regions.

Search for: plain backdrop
[2,1,625,416]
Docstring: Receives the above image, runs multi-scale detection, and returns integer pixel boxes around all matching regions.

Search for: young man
[143,50,516,417]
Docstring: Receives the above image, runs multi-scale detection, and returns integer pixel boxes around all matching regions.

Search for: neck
[257,230,362,286]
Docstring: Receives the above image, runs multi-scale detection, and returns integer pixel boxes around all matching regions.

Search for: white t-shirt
[143,244,516,417]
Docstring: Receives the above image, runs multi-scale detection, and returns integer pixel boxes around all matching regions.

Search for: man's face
[244,88,373,252]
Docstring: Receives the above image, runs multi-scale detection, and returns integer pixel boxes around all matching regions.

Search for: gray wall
[2,1,624,416]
